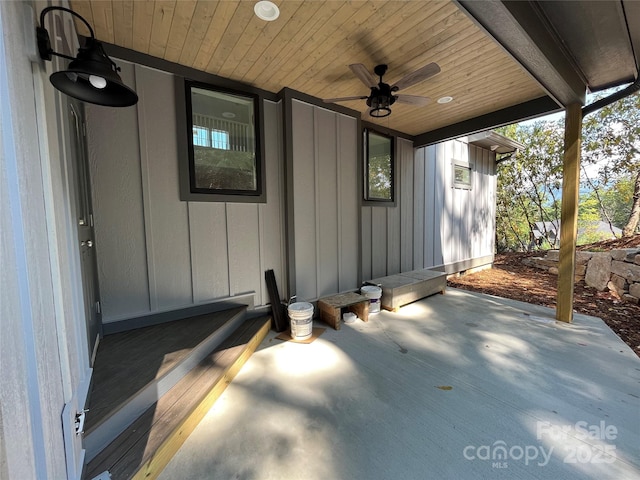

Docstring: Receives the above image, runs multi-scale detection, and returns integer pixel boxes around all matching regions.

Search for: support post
[556,103,582,323]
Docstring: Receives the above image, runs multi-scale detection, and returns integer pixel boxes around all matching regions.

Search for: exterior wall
[87,64,285,324]
[1,1,89,479]
[289,99,360,301]
[362,137,414,279]
[417,139,496,271]
[362,137,496,279]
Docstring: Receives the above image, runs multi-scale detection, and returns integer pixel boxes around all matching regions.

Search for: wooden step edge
[130,316,271,480]
[84,317,270,480]
[84,306,247,442]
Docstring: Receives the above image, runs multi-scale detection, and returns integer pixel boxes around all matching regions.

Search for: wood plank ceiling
[68,0,548,136]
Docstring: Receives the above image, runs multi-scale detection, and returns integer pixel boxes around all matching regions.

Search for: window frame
[363,128,395,206]
[452,159,473,190]
[179,79,266,203]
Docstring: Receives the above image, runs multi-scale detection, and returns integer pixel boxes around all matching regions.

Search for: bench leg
[319,303,341,330]
[349,301,369,323]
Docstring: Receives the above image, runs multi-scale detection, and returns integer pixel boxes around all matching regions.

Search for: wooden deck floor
[84,315,270,480]
[85,307,245,433]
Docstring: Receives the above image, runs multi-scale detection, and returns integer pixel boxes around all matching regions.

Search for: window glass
[453,162,472,189]
[366,130,393,202]
[187,84,259,194]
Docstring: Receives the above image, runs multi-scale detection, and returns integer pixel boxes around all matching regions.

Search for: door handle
[81,240,93,248]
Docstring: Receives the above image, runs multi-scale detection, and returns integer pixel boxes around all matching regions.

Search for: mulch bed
[447,239,640,358]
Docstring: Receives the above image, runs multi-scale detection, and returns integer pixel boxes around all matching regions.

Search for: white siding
[363,137,497,280]
[87,65,285,323]
[418,138,496,270]
[290,100,359,301]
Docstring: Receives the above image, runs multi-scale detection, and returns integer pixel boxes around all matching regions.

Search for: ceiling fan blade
[349,63,378,88]
[394,94,431,106]
[391,62,441,91]
[323,96,368,103]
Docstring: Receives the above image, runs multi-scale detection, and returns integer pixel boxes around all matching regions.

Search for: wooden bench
[318,292,370,330]
[367,268,447,312]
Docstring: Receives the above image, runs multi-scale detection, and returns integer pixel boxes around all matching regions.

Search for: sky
[520,84,628,126]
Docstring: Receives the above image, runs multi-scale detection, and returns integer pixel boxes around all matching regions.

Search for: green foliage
[494,89,640,251]
[582,90,640,235]
[494,120,565,251]
[368,154,392,200]
[580,179,633,230]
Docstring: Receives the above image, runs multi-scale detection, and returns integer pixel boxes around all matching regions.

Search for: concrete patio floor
[158,288,640,480]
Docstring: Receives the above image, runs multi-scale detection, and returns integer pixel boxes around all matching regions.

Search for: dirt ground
[447,236,640,358]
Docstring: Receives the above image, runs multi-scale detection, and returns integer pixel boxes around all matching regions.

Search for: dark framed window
[184,81,263,198]
[365,129,394,203]
[453,159,472,189]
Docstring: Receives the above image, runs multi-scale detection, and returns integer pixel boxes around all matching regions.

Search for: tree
[493,90,640,251]
[494,121,565,251]
[582,90,640,236]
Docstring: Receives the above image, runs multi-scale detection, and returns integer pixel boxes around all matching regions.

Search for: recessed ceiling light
[437,96,453,104]
[254,1,279,21]
[222,112,236,119]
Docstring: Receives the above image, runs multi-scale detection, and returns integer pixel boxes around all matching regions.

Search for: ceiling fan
[323,62,441,118]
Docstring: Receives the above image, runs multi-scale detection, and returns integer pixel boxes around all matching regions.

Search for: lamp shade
[369,106,391,117]
[369,94,392,117]
[49,39,137,107]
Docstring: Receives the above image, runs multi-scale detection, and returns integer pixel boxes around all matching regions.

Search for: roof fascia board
[414,96,561,148]
[277,87,361,118]
[98,39,280,102]
[456,0,586,106]
[361,120,415,142]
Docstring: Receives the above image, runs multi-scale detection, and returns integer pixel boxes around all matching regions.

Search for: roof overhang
[456,0,639,104]
[467,131,524,154]
[65,0,639,144]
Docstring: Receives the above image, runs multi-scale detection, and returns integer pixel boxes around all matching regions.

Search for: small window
[453,160,472,189]
[186,82,261,196]
[365,130,394,202]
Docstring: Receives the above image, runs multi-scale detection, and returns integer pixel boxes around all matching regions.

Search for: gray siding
[362,137,413,279]
[362,137,496,280]
[290,100,359,301]
[1,1,87,478]
[87,64,285,323]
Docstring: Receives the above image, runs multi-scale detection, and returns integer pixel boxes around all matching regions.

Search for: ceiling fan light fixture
[369,93,392,117]
[326,62,439,118]
[254,1,280,21]
[370,106,392,118]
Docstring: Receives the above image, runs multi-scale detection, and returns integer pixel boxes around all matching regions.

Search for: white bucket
[288,302,314,340]
[361,285,382,314]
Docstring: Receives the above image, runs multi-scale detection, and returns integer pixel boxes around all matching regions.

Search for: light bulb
[89,75,107,89]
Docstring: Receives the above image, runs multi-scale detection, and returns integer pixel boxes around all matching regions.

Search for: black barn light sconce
[36,6,138,107]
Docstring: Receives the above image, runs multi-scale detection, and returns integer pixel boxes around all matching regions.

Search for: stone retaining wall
[523,248,640,304]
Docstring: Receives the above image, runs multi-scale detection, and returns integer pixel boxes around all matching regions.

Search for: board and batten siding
[362,137,496,280]
[361,137,414,280]
[87,63,285,324]
[289,99,360,301]
[414,139,496,270]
